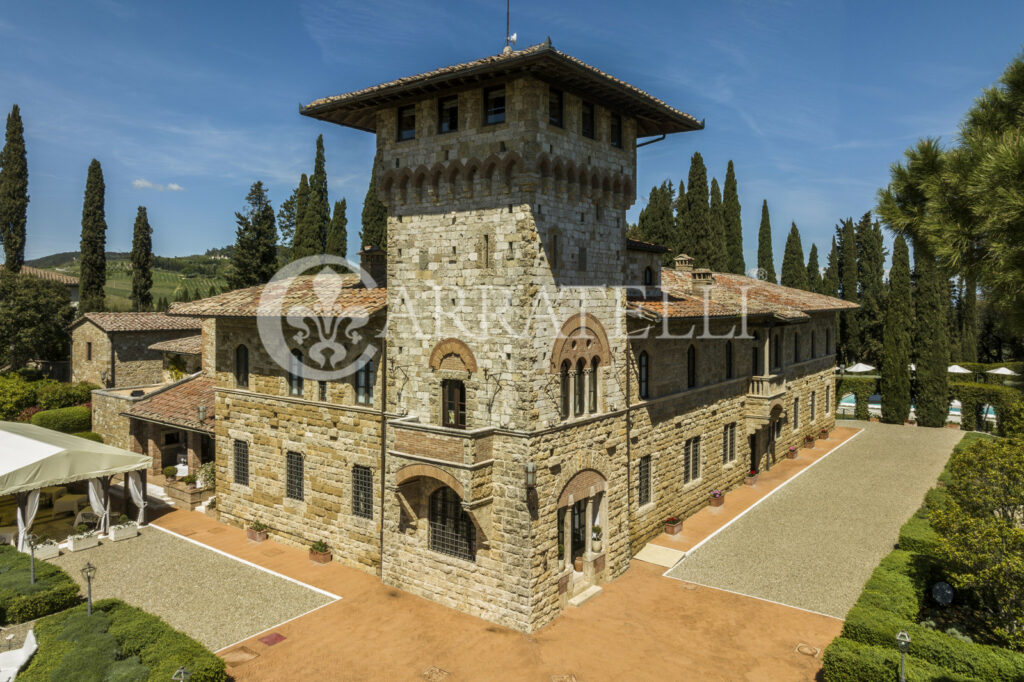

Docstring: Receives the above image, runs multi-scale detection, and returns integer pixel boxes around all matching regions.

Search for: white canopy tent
[0,422,151,550]
[987,366,1019,376]
[948,364,973,374]
[845,362,876,373]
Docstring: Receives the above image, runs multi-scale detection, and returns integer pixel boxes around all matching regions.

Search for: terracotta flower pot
[803,436,815,449]
[709,494,724,507]
[665,520,683,535]
[246,528,268,542]
[745,474,758,486]
[309,549,332,564]
[818,428,829,439]
[787,447,798,459]
[573,556,584,572]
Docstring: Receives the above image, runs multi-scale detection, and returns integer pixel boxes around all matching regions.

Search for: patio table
[52,494,88,517]
[0,527,15,545]
[38,486,68,507]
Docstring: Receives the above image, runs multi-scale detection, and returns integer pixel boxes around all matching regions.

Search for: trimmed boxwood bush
[18,599,226,682]
[73,430,104,443]
[0,545,80,624]
[30,405,91,433]
[35,381,98,410]
[822,637,971,681]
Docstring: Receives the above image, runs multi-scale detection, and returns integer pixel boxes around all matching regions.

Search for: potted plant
[709,489,724,507]
[745,469,758,486]
[309,539,331,563]
[246,520,268,542]
[34,536,59,560]
[818,427,829,439]
[804,434,815,448]
[199,461,216,491]
[69,524,99,552]
[109,515,138,542]
[162,465,178,482]
[181,474,198,489]
[664,516,683,535]
[591,526,603,553]
[787,445,798,459]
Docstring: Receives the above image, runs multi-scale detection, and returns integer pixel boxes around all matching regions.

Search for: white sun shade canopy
[947,364,973,374]
[845,363,876,373]
[987,366,1019,376]
[0,422,150,496]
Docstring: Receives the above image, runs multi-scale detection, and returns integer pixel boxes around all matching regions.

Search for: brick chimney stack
[691,268,715,295]
[673,253,693,276]
[359,245,387,288]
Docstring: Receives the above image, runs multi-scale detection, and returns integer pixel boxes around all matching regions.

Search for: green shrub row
[0,375,98,420]
[18,599,226,682]
[0,546,80,625]
[836,376,878,420]
[34,380,97,410]
[30,405,91,433]
[948,381,1022,435]
[822,637,972,681]
[0,375,38,420]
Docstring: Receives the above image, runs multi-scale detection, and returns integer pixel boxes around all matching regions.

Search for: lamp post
[27,533,37,585]
[896,629,911,682]
[171,666,191,681]
[81,562,97,616]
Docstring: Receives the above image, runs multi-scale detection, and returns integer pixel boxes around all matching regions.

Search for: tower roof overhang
[300,41,704,138]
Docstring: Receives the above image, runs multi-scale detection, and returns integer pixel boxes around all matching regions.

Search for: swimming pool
[837,394,996,421]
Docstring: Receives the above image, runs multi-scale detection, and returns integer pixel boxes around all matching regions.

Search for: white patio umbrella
[845,362,875,373]
[987,366,1019,376]
[948,364,972,374]
[908,363,916,372]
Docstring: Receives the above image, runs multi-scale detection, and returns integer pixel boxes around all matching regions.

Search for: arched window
[725,340,734,380]
[687,345,697,388]
[234,345,249,388]
[638,351,649,399]
[643,266,654,286]
[442,379,465,429]
[560,361,571,419]
[793,332,800,364]
[589,357,599,413]
[356,358,375,405]
[288,349,303,397]
[429,486,476,561]
[574,358,586,416]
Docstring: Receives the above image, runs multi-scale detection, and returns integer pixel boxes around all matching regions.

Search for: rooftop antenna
[504,0,516,53]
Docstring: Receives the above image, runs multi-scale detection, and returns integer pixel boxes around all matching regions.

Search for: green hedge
[837,376,878,420]
[73,430,104,443]
[0,545,80,625]
[0,376,97,420]
[0,374,38,420]
[822,637,972,681]
[30,405,91,433]
[35,381,97,410]
[948,381,1022,435]
[19,599,226,682]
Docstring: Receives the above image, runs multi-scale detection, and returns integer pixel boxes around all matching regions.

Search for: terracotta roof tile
[168,273,386,319]
[1,265,79,285]
[148,335,202,355]
[126,375,214,433]
[73,312,201,333]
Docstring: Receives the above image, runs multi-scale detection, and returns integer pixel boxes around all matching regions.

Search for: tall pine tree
[277,189,297,249]
[756,200,776,282]
[637,181,676,265]
[227,182,278,289]
[708,178,726,271]
[79,159,107,312]
[722,160,744,274]
[325,199,347,258]
[837,217,860,364]
[822,237,840,297]
[856,213,886,366]
[293,137,329,260]
[805,244,822,293]
[914,246,950,427]
[780,222,808,290]
[0,105,28,273]
[129,206,153,311]
[360,169,387,251]
[881,235,912,423]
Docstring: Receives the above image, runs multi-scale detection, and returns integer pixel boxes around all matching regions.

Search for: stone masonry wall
[71,321,112,386]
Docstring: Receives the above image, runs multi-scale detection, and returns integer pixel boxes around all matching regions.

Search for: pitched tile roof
[168,273,387,318]
[628,269,859,321]
[301,41,703,137]
[72,312,202,333]
[626,238,669,254]
[125,375,214,433]
[148,335,202,355]
[0,265,79,285]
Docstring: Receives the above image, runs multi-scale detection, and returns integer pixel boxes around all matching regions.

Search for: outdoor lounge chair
[0,628,36,682]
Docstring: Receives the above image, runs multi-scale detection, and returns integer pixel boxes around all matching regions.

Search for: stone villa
[90,42,856,633]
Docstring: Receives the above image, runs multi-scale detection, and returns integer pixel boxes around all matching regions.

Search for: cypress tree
[856,214,886,366]
[806,244,822,293]
[708,177,726,271]
[0,105,29,273]
[637,181,675,265]
[822,237,840,297]
[325,199,347,258]
[680,152,717,268]
[914,245,949,427]
[295,173,309,235]
[780,222,808,290]
[79,159,107,312]
[227,181,278,289]
[838,217,860,364]
[360,169,387,251]
[129,206,153,311]
[756,200,776,282]
[722,160,744,274]
[881,236,912,423]
[293,138,329,260]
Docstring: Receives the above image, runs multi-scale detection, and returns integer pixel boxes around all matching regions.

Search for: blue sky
[2,1,1022,270]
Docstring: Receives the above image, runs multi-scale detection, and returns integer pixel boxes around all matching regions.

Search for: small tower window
[438,96,458,134]
[442,379,466,429]
[643,267,654,286]
[397,105,416,141]
[610,114,622,148]
[560,360,571,419]
[581,102,595,139]
[288,349,304,397]
[549,88,563,127]
[589,357,599,413]
[235,345,249,388]
[638,351,649,399]
[484,86,505,125]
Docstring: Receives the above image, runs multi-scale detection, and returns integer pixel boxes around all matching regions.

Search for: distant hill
[25,251,130,269]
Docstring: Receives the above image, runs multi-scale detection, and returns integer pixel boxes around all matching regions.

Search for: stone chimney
[673,253,693,276]
[691,268,714,295]
[359,245,387,288]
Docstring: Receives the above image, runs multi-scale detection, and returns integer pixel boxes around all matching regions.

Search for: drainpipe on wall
[625,337,632,551]
[378,338,387,579]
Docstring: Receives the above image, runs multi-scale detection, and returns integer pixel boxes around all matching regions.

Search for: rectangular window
[352,465,373,519]
[578,246,587,271]
[722,423,736,464]
[437,96,458,134]
[548,88,563,127]
[811,390,817,421]
[638,455,651,506]
[442,379,466,429]
[86,341,92,361]
[286,451,304,501]
[233,440,249,486]
[318,380,327,402]
[610,114,622,148]
[550,234,559,268]
[826,385,831,413]
[793,397,800,429]
[484,86,505,125]
[581,102,595,139]
[684,436,701,484]
[397,105,416,141]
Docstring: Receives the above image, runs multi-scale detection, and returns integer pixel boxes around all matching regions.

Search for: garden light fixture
[896,629,911,682]
[81,562,97,616]
[525,462,537,489]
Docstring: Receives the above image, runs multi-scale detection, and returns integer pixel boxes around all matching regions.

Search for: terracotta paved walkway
[154,510,841,680]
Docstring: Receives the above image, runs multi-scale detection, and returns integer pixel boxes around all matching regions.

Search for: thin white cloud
[132,178,184,191]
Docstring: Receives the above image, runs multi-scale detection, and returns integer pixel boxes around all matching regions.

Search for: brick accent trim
[395,463,466,499]
[556,468,607,508]
[550,313,611,372]
[428,338,478,373]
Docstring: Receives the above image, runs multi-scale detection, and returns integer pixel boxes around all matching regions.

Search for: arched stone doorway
[555,469,606,573]
[749,404,785,473]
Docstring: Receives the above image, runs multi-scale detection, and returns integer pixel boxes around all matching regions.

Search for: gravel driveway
[667,420,964,618]
[48,526,335,650]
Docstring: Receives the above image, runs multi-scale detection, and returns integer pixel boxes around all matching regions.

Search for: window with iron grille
[233,440,249,486]
[429,486,475,561]
[581,102,595,139]
[352,465,373,519]
[318,380,327,402]
[285,451,304,501]
[684,436,701,483]
[722,423,736,464]
[638,455,651,506]
[825,385,831,413]
[793,397,800,429]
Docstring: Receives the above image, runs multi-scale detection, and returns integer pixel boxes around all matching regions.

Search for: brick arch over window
[395,463,465,500]
[556,468,607,508]
[428,338,478,373]
[549,313,611,372]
